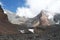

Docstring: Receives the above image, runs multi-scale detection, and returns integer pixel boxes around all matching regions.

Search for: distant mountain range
[4,9,29,25]
[4,9,56,27]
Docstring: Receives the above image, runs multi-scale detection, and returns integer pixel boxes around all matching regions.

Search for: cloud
[16,7,34,18]
[16,0,60,18]
[27,0,52,14]
[47,0,60,13]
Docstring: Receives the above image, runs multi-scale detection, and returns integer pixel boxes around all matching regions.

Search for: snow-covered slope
[4,9,28,25]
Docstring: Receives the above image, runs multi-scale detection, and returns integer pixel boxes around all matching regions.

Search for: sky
[0,0,28,12]
[0,0,60,18]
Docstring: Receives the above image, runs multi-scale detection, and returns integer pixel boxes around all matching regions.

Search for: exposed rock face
[40,10,50,26]
[54,14,60,24]
[0,5,19,34]
[32,10,50,27]
[33,10,51,33]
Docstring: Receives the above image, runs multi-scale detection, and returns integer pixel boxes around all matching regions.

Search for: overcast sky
[0,0,60,18]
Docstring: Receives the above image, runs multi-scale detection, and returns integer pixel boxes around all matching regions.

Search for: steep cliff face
[40,10,50,26]
[33,10,51,33]
[32,10,50,27]
[0,5,19,34]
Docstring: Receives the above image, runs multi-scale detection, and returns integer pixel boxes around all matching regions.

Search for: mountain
[4,9,29,25]
[26,10,54,27]
[3,8,35,33]
[4,8,55,27]
[4,8,56,27]
[24,10,45,27]
[0,5,21,34]
[1,5,60,39]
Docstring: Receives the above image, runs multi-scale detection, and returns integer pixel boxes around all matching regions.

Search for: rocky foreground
[0,24,59,40]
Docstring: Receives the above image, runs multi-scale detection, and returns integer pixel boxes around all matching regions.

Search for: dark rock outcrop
[54,14,60,24]
[0,5,20,34]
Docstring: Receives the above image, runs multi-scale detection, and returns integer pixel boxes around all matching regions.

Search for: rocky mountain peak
[0,5,20,34]
[32,10,50,27]
[0,5,8,22]
[40,10,50,26]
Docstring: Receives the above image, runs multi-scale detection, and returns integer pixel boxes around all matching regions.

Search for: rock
[0,5,20,34]
[32,10,50,27]
[40,10,50,26]
[54,14,60,24]
[34,10,51,33]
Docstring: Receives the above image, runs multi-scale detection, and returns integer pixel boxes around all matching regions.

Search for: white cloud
[47,0,60,13]
[27,0,52,14]
[16,7,34,18]
[16,0,60,18]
